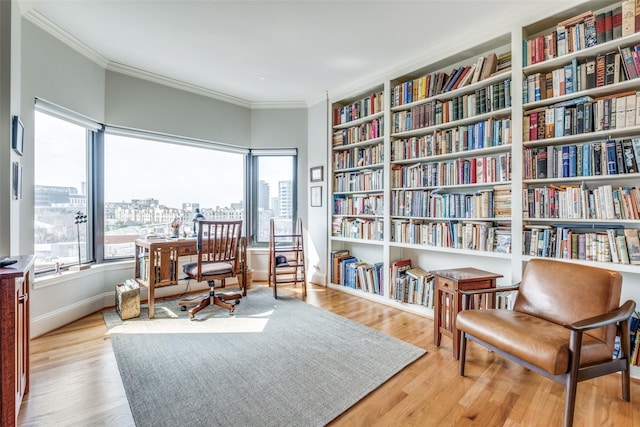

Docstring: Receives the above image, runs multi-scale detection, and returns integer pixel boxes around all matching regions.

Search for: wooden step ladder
[268,218,307,298]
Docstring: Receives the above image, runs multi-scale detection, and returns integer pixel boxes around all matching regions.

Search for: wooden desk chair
[457,259,635,427]
[178,220,246,320]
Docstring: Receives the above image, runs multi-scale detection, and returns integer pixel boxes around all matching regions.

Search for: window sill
[33,260,135,290]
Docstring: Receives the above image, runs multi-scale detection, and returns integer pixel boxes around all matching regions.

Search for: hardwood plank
[18,283,640,426]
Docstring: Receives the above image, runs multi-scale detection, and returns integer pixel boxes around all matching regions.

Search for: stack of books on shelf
[523,2,640,66]
[390,219,511,254]
[330,250,384,294]
[333,90,384,125]
[331,217,384,240]
[333,168,384,193]
[391,186,511,219]
[523,184,640,220]
[391,51,511,107]
[392,78,511,133]
[332,117,384,147]
[391,125,513,161]
[523,91,640,141]
[523,224,640,264]
[333,193,384,216]
[524,138,640,179]
[389,259,435,307]
[332,142,384,170]
[390,154,510,188]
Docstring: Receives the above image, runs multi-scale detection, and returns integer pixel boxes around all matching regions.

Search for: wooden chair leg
[563,375,578,427]
[459,332,467,376]
[622,361,631,402]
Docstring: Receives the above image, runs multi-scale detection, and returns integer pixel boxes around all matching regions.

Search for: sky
[35,112,293,210]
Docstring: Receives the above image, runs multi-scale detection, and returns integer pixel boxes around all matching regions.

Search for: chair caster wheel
[189,316,195,321]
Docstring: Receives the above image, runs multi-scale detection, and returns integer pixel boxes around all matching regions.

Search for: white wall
[306,99,328,284]
[18,18,308,337]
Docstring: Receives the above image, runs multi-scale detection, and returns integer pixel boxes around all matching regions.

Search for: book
[623,139,638,173]
[624,229,640,264]
[471,56,485,83]
[612,5,623,39]
[481,53,498,80]
[622,0,636,37]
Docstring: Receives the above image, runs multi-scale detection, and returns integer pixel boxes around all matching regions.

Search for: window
[33,102,296,272]
[34,111,93,272]
[103,132,246,259]
[250,151,297,246]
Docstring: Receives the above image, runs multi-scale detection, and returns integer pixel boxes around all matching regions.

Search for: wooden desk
[0,255,34,427]
[134,238,200,318]
[431,267,502,359]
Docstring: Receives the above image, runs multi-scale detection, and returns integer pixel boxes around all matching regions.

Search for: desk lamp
[192,208,205,237]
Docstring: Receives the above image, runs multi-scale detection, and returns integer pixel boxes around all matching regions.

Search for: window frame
[248,149,298,248]
[33,101,299,273]
[33,101,102,273]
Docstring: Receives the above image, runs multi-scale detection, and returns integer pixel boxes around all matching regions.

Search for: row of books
[333,193,384,216]
[332,117,383,147]
[522,225,640,265]
[332,142,383,170]
[523,49,632,104]
[390,51,510,107]
[389,260,435,307]
[524,138,640,180]
[390,153,511,188]
[523,92,640,142]
[331,217,383,241]
[523,184,640,221]
[332,169,383,193]
[391,119,512,163]
[523,2,638,66]
[390,219,512,254]
[392,80,511,133]
[329,250,383,295]
[391,185,511,219]
[333,90,384,125]
[620,311,640,365]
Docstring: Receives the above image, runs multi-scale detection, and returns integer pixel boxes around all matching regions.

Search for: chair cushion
[183,261,233,277]
[457,309,614,375]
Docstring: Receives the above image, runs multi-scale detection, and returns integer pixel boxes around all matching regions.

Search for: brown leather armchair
[457,258,636,427]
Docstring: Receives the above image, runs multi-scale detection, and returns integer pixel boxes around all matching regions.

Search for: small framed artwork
[310,186,322,207]
[12,115,24,156]
[12,162,22,200]
[310,166,323,182]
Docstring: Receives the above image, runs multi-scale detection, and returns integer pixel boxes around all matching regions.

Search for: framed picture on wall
[310,186,322,207]
[12,115,24,156]
[310,166,323,182]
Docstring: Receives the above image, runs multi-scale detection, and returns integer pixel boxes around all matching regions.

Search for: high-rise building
[278,180,293,219]
[259,180,270,209]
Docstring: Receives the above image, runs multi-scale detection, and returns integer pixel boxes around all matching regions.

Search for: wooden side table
[431,267,502,359]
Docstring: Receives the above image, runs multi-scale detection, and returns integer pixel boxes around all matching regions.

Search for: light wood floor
[18,283,640,426]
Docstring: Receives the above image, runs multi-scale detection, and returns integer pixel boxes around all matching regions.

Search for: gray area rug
[103,285,426,427]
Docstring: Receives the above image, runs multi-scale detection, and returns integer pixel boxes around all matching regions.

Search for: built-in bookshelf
[521,0,640,275]
[327,1,640,338]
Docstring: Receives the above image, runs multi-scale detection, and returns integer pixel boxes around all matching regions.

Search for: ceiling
[20,1,551,108]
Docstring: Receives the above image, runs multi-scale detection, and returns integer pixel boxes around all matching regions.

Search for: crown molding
[20,4,307,110]
[21,6,110,68]
[106,61,252,108]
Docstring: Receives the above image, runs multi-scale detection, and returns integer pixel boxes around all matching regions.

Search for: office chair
[178,220,247,320]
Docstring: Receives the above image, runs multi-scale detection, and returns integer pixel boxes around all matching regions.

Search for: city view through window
[34,111,295,271]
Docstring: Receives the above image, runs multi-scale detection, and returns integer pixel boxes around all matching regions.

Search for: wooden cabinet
[431,267,501,359]
[0,255,34,427]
